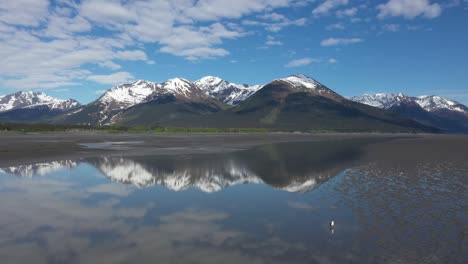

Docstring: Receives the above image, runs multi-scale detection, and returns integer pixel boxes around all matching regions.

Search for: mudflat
[0,132,466,167]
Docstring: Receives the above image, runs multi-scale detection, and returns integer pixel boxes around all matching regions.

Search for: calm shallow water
[0,138,466,264]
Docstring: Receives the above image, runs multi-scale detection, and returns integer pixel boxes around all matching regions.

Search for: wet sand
[0,132,466,167]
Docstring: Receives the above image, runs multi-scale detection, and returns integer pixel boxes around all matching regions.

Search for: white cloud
[80,0,136,26]
[285,57,318,67]
[0,0,49,26]
[320,37,364,46]
[266,40,283,45]
[243,17,307,32]
[98,61,122,70]
[42,14,92,39]
[114,50,149,61]
[0,0,316,90]
[312,0,349,16]
[377,0,442,19]
[382,24,401,32]
[87,72,134,85]
[181,0,292,21]
[328,58,338,63]
[265,35,283,46]
[336,7,358,18]
[326,23,345,30]
[159,23,243,60]
[257,12,287,21]
[249,10,307,32]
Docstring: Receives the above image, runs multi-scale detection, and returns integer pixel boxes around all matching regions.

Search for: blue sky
[0,0,467,104]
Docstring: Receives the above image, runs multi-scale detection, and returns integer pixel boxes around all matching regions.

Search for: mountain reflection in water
[0,137,466,264]
[2,139,371,192]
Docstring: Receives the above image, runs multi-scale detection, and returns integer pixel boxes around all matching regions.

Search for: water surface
[0,138,466,263]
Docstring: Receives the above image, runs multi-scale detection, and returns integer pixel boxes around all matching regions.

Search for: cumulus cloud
[0,0,49,26]
[285,57,318,67]
[0,0,317,89]
[182,0,292,21]
[320,37,364,46]
[80,0,136,26]
[312,0,349,16]
[377,0,442,19]
[87,72,135,85]
[114,50,149,61]
[159,23,243,60]
[244,13,307,32]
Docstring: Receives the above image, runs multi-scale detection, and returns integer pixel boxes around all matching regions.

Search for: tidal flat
[0,133,466,263]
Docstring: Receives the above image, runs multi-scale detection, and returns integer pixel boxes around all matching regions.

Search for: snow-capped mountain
[351,93,468,133]
[98,80,158,108]
[0,91,80,112]
[0,160,77,177]
[416,95,468,114]
[84,80,159,124]
[64,78,219,125]
[195,76,262,105]
[1,74,455,133]
[350,93,414,109]
[274,74,343,101]
[145,77,210,102]
[351,93,468,115]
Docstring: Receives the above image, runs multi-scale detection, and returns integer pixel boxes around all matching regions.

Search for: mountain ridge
[1,74,466,133]
[351,93,468,133]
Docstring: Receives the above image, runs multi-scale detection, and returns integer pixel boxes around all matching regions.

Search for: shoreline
[0,132,459,167]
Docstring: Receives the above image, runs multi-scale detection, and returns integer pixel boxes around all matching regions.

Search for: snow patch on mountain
[277,74,322,89]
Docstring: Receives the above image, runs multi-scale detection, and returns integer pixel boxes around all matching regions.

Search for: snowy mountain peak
[0,91,80,112]
[351,93,414,109]
[197,76,226,87]
[416,95,468,114]
[195,76,262,105]
[277,74,322,89]
[99,80,158,106]
[163,77,193,89]
[352,93,468,115]
[161,78,200,98]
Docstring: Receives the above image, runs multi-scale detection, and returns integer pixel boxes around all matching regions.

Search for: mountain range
[0,74,467,133]
[350,93,468,133]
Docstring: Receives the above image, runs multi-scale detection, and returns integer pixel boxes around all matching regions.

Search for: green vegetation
[0,123,268,134]
[151,127,268,134]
